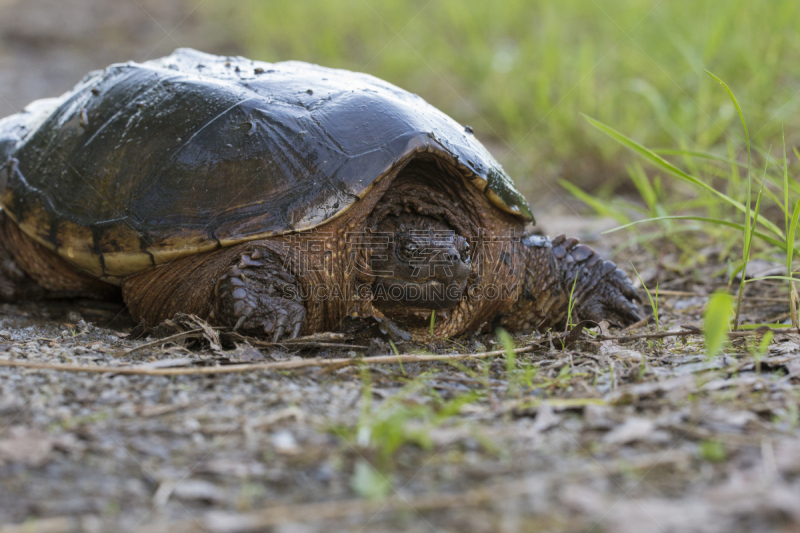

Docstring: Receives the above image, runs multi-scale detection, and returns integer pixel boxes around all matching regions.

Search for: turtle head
[370,214,471,313]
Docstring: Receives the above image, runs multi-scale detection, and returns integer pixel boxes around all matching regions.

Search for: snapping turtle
[0,49,640,341]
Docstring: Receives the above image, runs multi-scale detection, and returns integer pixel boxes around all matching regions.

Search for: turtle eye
[401,242,419,259]
[461,242,470,262]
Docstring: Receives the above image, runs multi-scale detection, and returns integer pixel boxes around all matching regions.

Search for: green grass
[339,368,487,496]
[343,368,481,470]
[632,264,659,332]
[203,0,800,194]
[704,292,734,358]
[574,74,800,332]
[751,329,774,375]
[699,440,726,462]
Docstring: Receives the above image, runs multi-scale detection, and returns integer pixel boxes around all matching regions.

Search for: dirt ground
[2,1,800,532]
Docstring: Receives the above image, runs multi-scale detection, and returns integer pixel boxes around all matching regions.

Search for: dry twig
[0,345,537,376]
[119,328,205,357]
[0,325,787,377]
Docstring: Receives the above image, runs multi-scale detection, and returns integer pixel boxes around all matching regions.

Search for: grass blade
[705,70,750,167]
[734,159,768,329]
[704,292,733,359]
[631,264,659,333]
[744,275,800,283]
[559,179,631,224]
[627,163,659,214]
[583,115,783,238]
[603,216,795,254]
[786,134,800,330]
[652,148,746,167]
[788,199,800,263]
[784,127,789,239]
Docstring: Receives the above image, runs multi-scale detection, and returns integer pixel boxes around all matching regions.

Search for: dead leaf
[787,360,800,379]
[602,418,655,445]
[0,426,52,466]
[735,259,784,280]
[557,320,596,350]
[137,357,194,370]
[700,408,758,433]
[769,340,800,356]
[775,439,800,475]
[195,459,267,478]
[701,375,760,391]
[172,479,226,503]
[248,406,305,430]
[606,375,694,404]
[271,430,299,455]
[230,343,264,362]
[584,404,615,430]
[532,402,560,433]
[135,402,191,417]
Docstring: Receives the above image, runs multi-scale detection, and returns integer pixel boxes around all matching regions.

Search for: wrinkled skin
[371,214,472,313]
[512,234,642,331]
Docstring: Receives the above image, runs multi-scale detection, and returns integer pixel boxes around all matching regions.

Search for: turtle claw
[214,247,306,341]
[290,321,302,339]
[578,284,642,328]
[549,235,642,328]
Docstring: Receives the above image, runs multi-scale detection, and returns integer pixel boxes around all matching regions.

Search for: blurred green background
[202,0,800,201]
[2,0,799,205]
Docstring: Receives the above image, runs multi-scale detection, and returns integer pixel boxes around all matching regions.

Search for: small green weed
[704,291,734,359]
[496,328,541,395]
[699,440,726,462]
[751,330,774,376]
[631,264,659,333]
[351,460,392,500]
[342,368,481,473]
[566,272,580,331]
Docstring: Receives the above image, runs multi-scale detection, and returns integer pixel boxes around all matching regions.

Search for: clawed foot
[213,248,306,342]
[551,235,642,327]
[575,267,642,327]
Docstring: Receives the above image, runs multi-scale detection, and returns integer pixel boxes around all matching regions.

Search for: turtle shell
[0,48,533,281]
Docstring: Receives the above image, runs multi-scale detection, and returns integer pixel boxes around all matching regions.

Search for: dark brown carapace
[0,49,640,341]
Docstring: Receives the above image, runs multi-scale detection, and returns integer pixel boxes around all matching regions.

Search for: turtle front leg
[507,234,641,331]
[211,247,306,341]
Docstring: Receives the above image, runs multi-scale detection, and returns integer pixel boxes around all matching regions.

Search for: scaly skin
[211,247,306,342]
[502,234,641,333]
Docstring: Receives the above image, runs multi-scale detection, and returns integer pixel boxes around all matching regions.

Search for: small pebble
[272,430,299,454]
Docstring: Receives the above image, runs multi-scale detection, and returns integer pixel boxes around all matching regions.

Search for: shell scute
[0,48,533,280]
